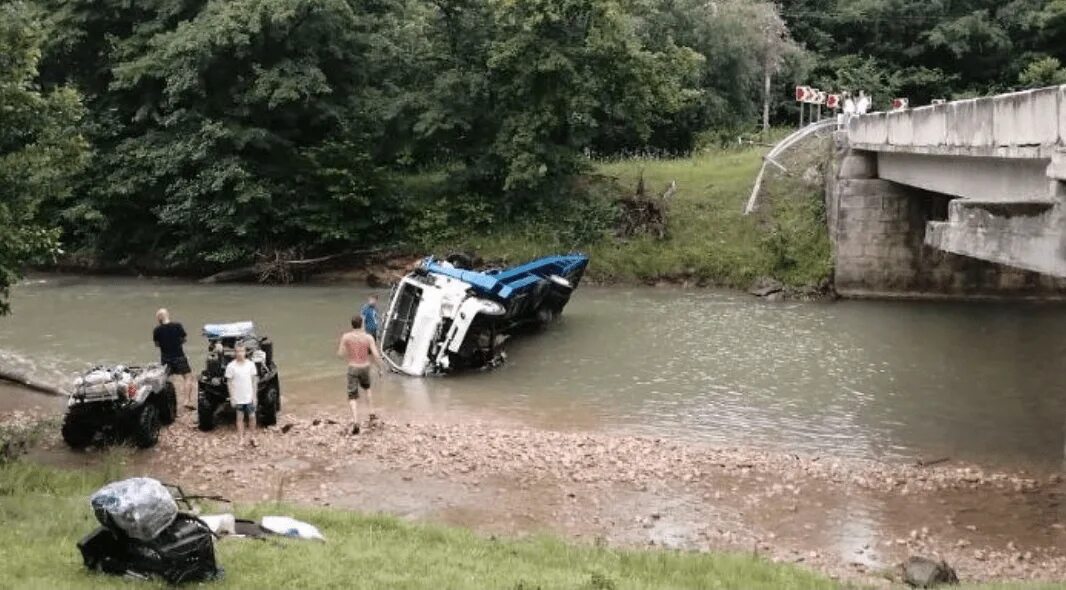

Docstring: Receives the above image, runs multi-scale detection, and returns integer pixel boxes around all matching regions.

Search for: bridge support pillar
[827,140,1066,298]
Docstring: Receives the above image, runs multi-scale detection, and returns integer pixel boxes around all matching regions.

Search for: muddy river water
[4,273,1066,470]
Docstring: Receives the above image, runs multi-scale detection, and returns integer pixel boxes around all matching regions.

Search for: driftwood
[199,248,388,284]
[615,171,677,239]
[199,266,260,284]
[915,457,950,468]
[0,368,65,397]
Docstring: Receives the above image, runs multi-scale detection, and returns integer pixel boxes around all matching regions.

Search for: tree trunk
[762,67,771,137]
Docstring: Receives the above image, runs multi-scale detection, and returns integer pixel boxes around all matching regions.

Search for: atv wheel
[159,382,178,425]
[197,394,216,432]
[133,404,161,449]
[61,412,95,449]
[257,381,279,427]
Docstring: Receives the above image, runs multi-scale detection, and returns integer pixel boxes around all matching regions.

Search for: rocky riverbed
[8,407,1066,587]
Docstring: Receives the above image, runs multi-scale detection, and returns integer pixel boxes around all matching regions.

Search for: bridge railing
[848,85,1066,158]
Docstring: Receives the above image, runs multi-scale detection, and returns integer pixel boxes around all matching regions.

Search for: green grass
[0,460,845,589]
[592,149,773,286]
[424,137,833,289]
[1,461,1063,589]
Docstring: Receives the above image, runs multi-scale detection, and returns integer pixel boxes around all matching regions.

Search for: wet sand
[9,403,1065,587]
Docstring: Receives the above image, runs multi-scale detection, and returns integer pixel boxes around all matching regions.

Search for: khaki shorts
[346,366,372,399]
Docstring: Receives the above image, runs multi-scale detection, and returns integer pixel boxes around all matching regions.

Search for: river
[3,273,1066,470]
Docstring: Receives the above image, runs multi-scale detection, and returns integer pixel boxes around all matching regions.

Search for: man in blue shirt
[360,295,380,340]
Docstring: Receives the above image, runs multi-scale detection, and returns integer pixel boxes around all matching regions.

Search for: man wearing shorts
[337,315,384,435]
[153,308,195,411]
[225,343,258,447]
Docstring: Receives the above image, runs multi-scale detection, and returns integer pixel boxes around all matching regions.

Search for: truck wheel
[133,404,161,449]
[197,394,216,432]
[61,413,95,449]
[158,382,178,425]
[257,381,279,427]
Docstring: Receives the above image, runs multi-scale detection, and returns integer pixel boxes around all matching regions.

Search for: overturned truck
[380,254,589,376]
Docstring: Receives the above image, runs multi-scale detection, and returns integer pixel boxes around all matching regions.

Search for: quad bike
[79,479,222,584]
[62,364,177,449]
[195,322,281,431]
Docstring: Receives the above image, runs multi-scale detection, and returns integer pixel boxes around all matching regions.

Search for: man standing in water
[153,309,195,411]
[360,294,380,341]
[225,343,258,447]
[337,315,384,435]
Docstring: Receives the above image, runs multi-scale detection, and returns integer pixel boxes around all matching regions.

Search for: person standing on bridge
[843,92,856,123]
[856,90,871,115]
[337,315,384,435]
[360,294,380,341]
[153,308,196,413]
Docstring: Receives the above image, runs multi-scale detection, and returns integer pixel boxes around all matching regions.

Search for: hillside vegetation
[3,0,1062,310]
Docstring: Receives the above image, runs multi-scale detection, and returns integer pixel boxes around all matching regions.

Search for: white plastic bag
[90,478,178,541]
[260,516,325,540]
[200,514,236,536]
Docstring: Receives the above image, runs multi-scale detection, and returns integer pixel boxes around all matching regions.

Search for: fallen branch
[0,368,65,397]
[199,247,392,284]
[198,266,259,284]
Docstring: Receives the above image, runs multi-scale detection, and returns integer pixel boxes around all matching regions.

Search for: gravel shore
[9,408,1066,586]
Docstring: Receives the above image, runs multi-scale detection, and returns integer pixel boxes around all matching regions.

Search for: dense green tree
[1019,56,1066,88]
[0,2,88,314]
[404,0,700,210]
[37,0,398,267]
[14,0,1066,279]
[621,0,800,150]
[483,0,699,201]
[783,0,1066,109]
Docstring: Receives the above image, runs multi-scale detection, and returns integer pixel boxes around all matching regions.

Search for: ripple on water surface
[3,276,1066,468]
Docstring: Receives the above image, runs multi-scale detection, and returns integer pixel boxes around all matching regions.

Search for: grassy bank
[2,461,1065,589]
[0,460,842,589]
[429,141,833,290]
[42,137,832,292]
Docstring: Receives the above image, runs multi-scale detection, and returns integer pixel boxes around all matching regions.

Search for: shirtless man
[337,315,384,435]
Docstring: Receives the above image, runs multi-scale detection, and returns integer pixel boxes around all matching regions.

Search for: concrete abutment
[826,138,1066,298]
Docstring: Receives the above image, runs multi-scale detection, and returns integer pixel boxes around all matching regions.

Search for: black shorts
[164,356,192,376]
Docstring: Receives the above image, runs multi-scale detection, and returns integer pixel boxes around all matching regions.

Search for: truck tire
[257,380,279,427]
[61,413,95,449]
[133,404,161,449]
[197,394,216,432]
[159,382,178,425]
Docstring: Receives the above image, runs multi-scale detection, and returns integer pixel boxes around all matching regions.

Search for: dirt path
[12,408,1063,587]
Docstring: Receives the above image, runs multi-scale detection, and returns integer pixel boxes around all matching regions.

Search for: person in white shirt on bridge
[841,92,857,125]
[856,91,871,115]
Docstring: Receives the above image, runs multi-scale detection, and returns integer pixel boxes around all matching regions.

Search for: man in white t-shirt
[225,343,259,447]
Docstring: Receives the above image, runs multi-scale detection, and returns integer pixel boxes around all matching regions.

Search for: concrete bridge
[827,85,1066,298]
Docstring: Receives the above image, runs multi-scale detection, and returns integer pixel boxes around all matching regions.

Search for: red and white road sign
[795,86,813,102]
[826,94,840,109]
[891,98,909,110]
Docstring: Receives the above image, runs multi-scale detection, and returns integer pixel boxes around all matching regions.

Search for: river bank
[9,405,1066,587]
[1,458,846,590]
[34,142,834,298]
